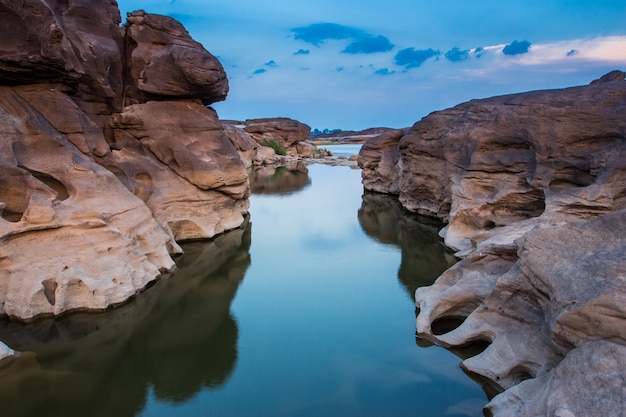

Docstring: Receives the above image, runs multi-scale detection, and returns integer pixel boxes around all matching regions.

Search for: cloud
[394,48,440,69]
[252,68,266,75]
[503,40,532,55]
[474,46,487,58]
[343,35,394,54]
[292,23,364,46]
[567,49,579,57]
[294,49,310,55]
[445,47,470,62]
[375,68,395,75]
[265,60,277,67]
[292,22,394,55]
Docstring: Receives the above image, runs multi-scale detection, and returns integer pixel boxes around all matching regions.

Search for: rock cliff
[0,1,249,321]
[359,71,626,416]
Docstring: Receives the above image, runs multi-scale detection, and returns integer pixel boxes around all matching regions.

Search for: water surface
[0,161,486,417]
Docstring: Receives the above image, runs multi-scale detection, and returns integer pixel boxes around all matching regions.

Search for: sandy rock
[0,86,175,320]
[113,100,249,199]
[358,129,405,194]
[222,123,259,169]
[361,72,626,416]
[0,3,250,320]
[243,117,311,153]
[0,0,125,115]
[124,10,228,104]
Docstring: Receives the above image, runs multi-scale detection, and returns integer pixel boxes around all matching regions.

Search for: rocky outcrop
[222,118,332,166]
[0,1,249,321]
[359,72,626,416]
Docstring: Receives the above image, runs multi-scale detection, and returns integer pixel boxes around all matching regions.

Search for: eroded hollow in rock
[431,316,467,336]
[29,171,70,201]
[549,166,596,189]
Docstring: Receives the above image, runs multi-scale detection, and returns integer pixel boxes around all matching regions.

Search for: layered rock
[359,72,626,416]
[0,1,249,321]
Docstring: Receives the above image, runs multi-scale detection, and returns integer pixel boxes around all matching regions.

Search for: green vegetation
[260,137,286,156]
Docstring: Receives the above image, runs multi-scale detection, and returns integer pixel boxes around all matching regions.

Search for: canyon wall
[359,71,626,416]
[0,1,249,321]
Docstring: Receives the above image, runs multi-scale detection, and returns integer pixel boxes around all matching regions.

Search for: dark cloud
[343,35,394,54]
[294,49,310,55]
[394,48,440,69]
[474,46,486,58]
[503,40,531,55]
[445,47,470,62]
[265,60,277,67]
[375,68,395,75]
[292,23,364,46]
[567,49,579,57]
[292,22,394,55]
[252,68,266,75]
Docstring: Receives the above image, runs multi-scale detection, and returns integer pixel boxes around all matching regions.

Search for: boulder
[124,10,228,104]
[0,0,125,115]
[359,72,626,416]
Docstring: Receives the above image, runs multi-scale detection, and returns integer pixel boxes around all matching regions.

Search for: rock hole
[508,365,534,384]
[431,316,467,336]
[451,339,491,360]
[42,279,58,306]
[549,166,596,190]
[19,167,70,201]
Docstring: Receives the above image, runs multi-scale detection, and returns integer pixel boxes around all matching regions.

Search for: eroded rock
[360,72,626,416]
[0,2,249,320]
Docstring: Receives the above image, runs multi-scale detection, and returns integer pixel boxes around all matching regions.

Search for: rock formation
[222,117,333,166]
[358,71,626,416]
[0,1,249,321]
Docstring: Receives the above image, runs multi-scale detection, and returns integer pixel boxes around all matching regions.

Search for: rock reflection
[249,163,311,195]
[358,191,457,298]
[0,221,251,417]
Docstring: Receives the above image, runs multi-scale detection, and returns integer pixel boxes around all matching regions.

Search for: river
[0,150,487,417]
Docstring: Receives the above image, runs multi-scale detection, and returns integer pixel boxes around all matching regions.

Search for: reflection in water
[249,164,311,195]
[358,191,457,299]
[0,221,251,417]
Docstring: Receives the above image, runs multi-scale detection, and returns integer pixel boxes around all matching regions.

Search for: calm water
[0,158,487,417]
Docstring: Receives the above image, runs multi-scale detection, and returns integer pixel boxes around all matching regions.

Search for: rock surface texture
[359,71,626,417]
[0,1,249,321]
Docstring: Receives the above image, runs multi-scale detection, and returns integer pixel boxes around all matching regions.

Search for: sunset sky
[116,0,626,130]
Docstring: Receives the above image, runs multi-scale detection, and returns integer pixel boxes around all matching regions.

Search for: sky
[116,0,626,131]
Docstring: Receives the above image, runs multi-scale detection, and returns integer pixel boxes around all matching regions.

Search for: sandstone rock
[361,72,626,416]
[124,10,228,105]
[0,3,249,320]
[0,86,176,320]
[358,129,405,194]
[243,117,312,155]
[222,123,259,169]
[113,100,249,198]
[0,0,125,115]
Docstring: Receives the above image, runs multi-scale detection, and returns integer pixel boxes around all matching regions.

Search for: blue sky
[116,1,626,130]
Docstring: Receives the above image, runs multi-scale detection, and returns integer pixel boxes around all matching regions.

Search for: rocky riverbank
[0,1,251,322]
[359,70,626,416]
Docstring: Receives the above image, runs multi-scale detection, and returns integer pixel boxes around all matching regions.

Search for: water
[318,143,362,158]
[0,159,487,417]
